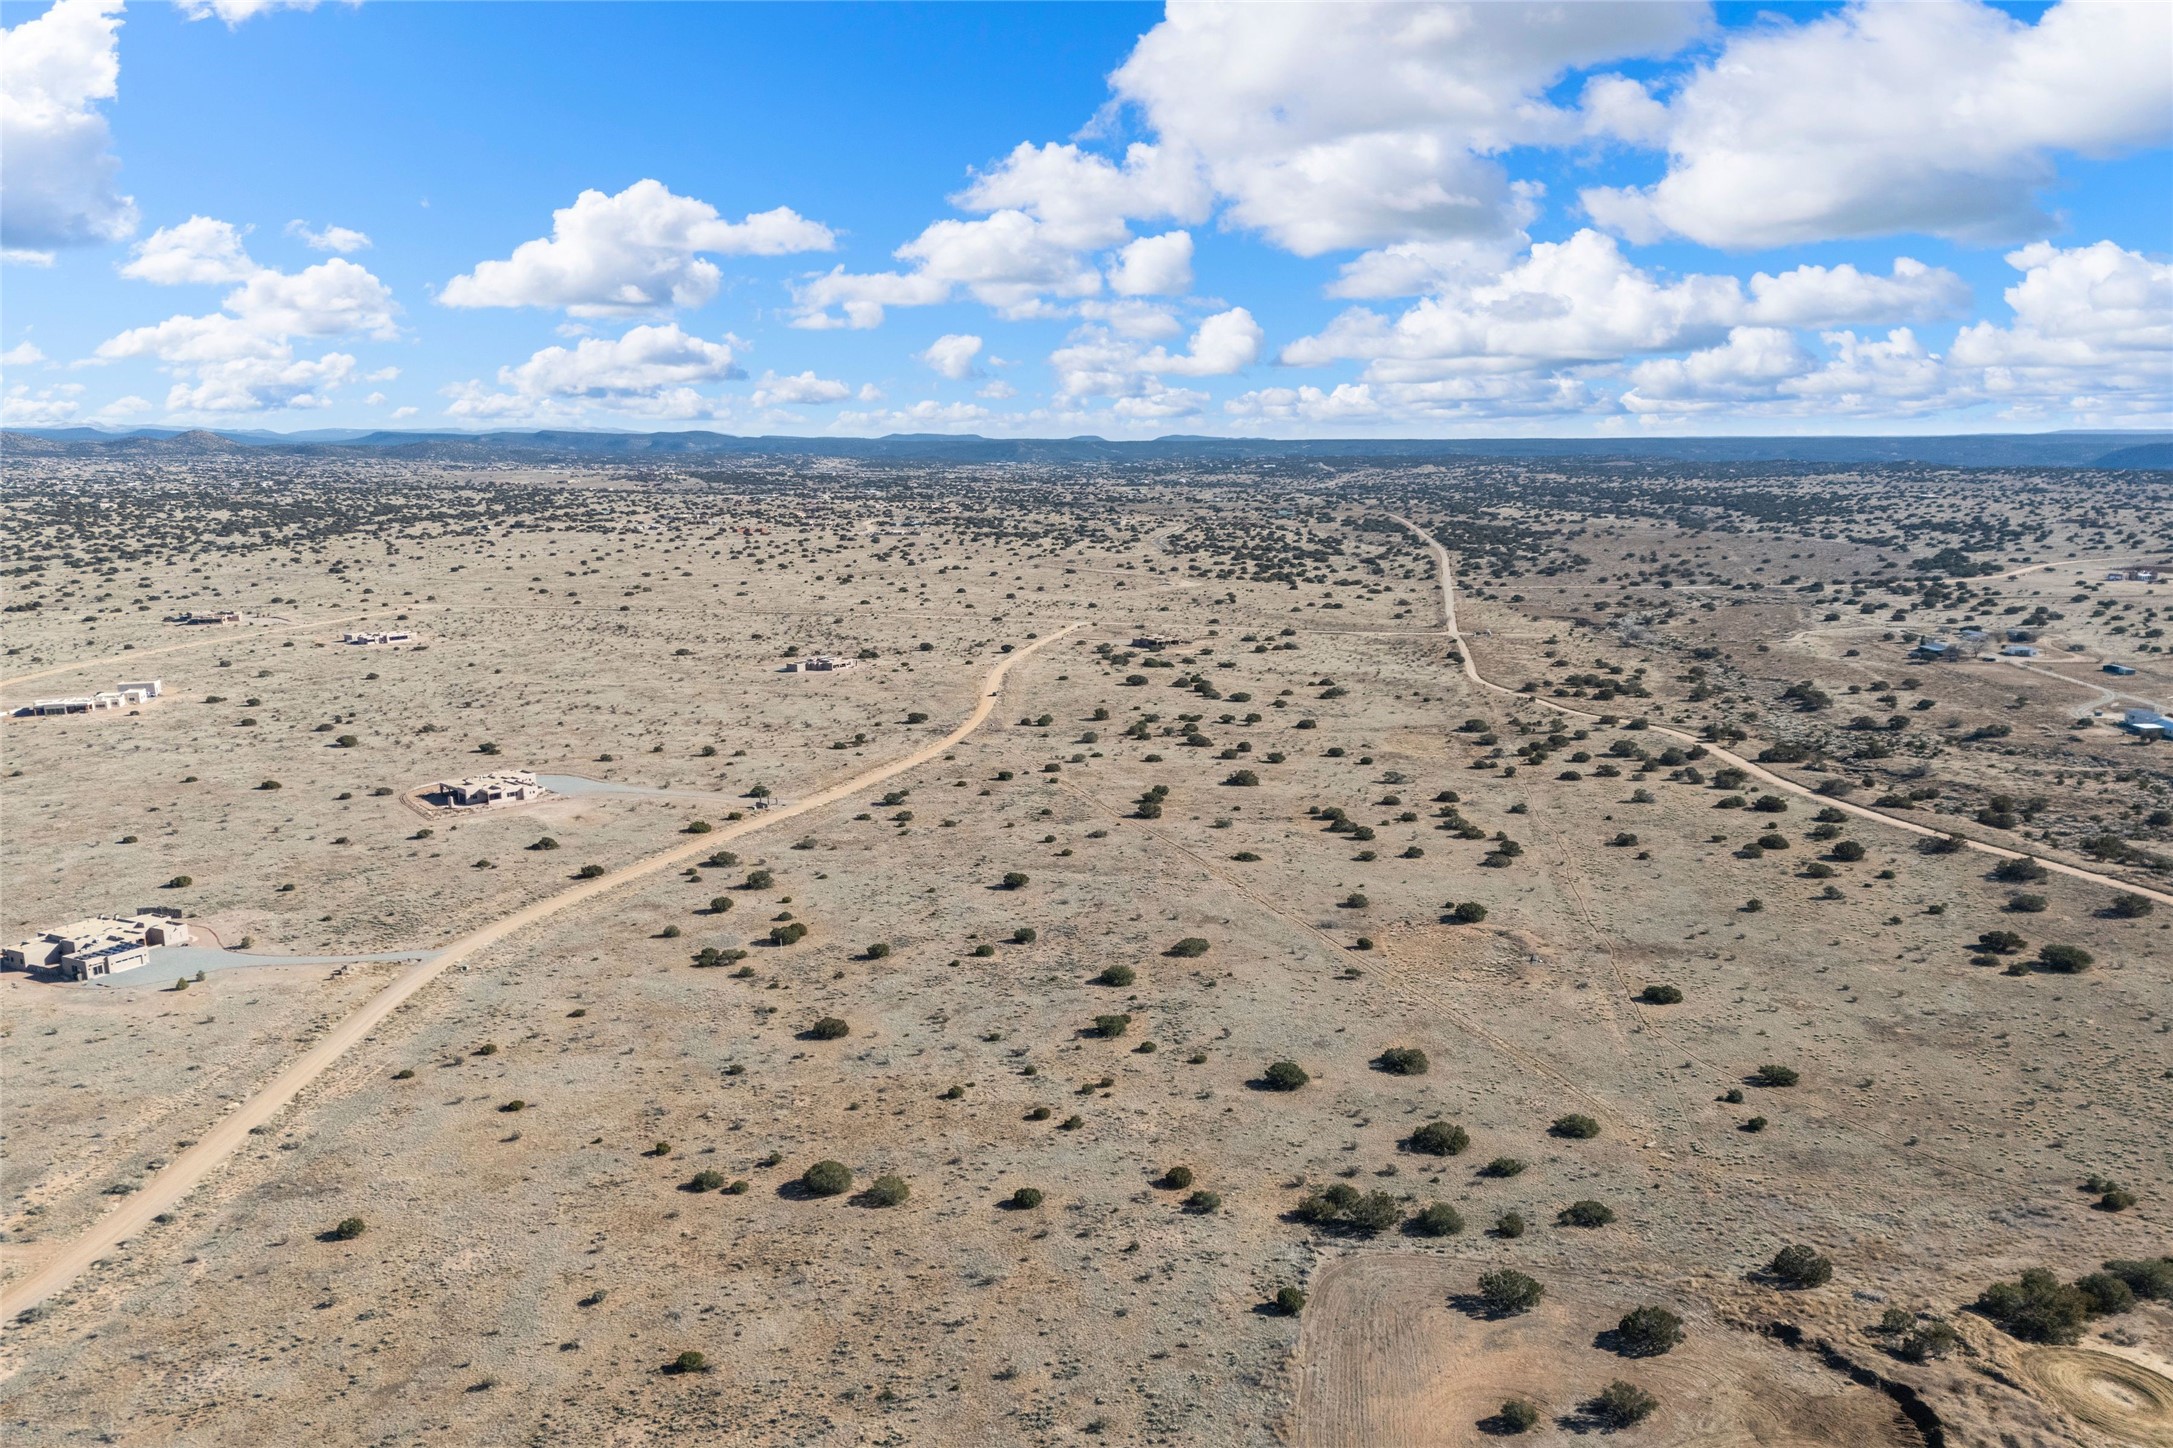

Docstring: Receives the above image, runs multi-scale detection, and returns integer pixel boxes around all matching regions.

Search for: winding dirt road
[1392,517,2172,908]
[0,624,1083,1319]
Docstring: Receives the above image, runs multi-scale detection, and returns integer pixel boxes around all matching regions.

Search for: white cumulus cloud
[920,333,983,380]
[1052,306,1262,401]
[443,180,835,316]
[1108,231,1194,297]
[1109,0,1705,254]
[1286,233,1971,382]
[120,216,260,285]
[98,225,398,413]
[2,0,137,251]
[287,220,372,254]
[1580,0,2173,248]
[3,380,85,426]
[750,370,850,407]
[180,0,332,23]
[444,323,745,421]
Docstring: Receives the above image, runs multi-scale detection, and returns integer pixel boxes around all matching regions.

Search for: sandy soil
[1,461,2167,1446]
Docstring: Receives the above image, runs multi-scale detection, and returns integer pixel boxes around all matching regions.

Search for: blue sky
[3,0,2167,437]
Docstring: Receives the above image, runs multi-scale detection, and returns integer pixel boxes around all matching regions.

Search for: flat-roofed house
[2119,708,2171,739]
[17,679,161,716]
[3,914,191,981]
[431,770,544,806]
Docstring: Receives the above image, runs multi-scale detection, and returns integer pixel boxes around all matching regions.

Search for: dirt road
[0,614,373,693]
[1392,517,2172,908]
[0,624,1084,1319]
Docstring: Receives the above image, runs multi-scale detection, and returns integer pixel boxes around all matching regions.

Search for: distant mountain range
[5,426,2168,470]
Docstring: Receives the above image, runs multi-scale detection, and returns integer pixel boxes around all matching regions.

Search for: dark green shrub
[769,921,809,947]
[1092,1013,1132,1039]
[577,864,607,879]
[1559,1199,1615,1228]
[688,1169,725,1192]
[1977,929,2024,954]
[863,1174,909,1207]
[1552,1113,1601,1139]
[1482,1156,1527,1178]
[1992,856,2048,883]
[1006,1187,1044,1210]
[1897,1321,1961,1362]
[807,1016,849,1040]
[1591,1381,1658,1428]
[670,1350,708,1374]
[1184,1189,1222,1214]
[2108,892,2156,918]
[2008,892,2049,913]
[1495,1400,1541,1433]
[1614,1305,1683,1357]
[2037,943,2093,973]
[1408,1120,1470,1156]
[2104,1258,2173,1300]
[1450,901,1489,923]
[1161,1165,1195,1190]
[1475,1269,1543,1316]
[1262,1061,1309,1091]
[1375,1046,1430,1076]
[1167,937,1211,957]
[1096,963,1136,986]
[331,1216,366,1240]
[1496,1212,1527,1238]
[864,942,892,959]
[1638,984,1682,1005]
[1001,871,1029,890]
[801,1160,852,1197]
[1275,1286,1306,1315]
[1768,1245,1833,1288]
[1411,1202,1464,1236]
[1976,1268,2090,1343]
[2074,1272,2135,1316]
[1873,1306,1916,1335]
[1830,840,1866,863]
[1753,1064,1800,1087]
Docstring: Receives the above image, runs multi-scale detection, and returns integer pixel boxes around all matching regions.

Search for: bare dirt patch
[1288,1253,1921,1447]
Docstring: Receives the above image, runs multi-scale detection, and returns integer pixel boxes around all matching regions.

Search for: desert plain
[1,448,2169,1446]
